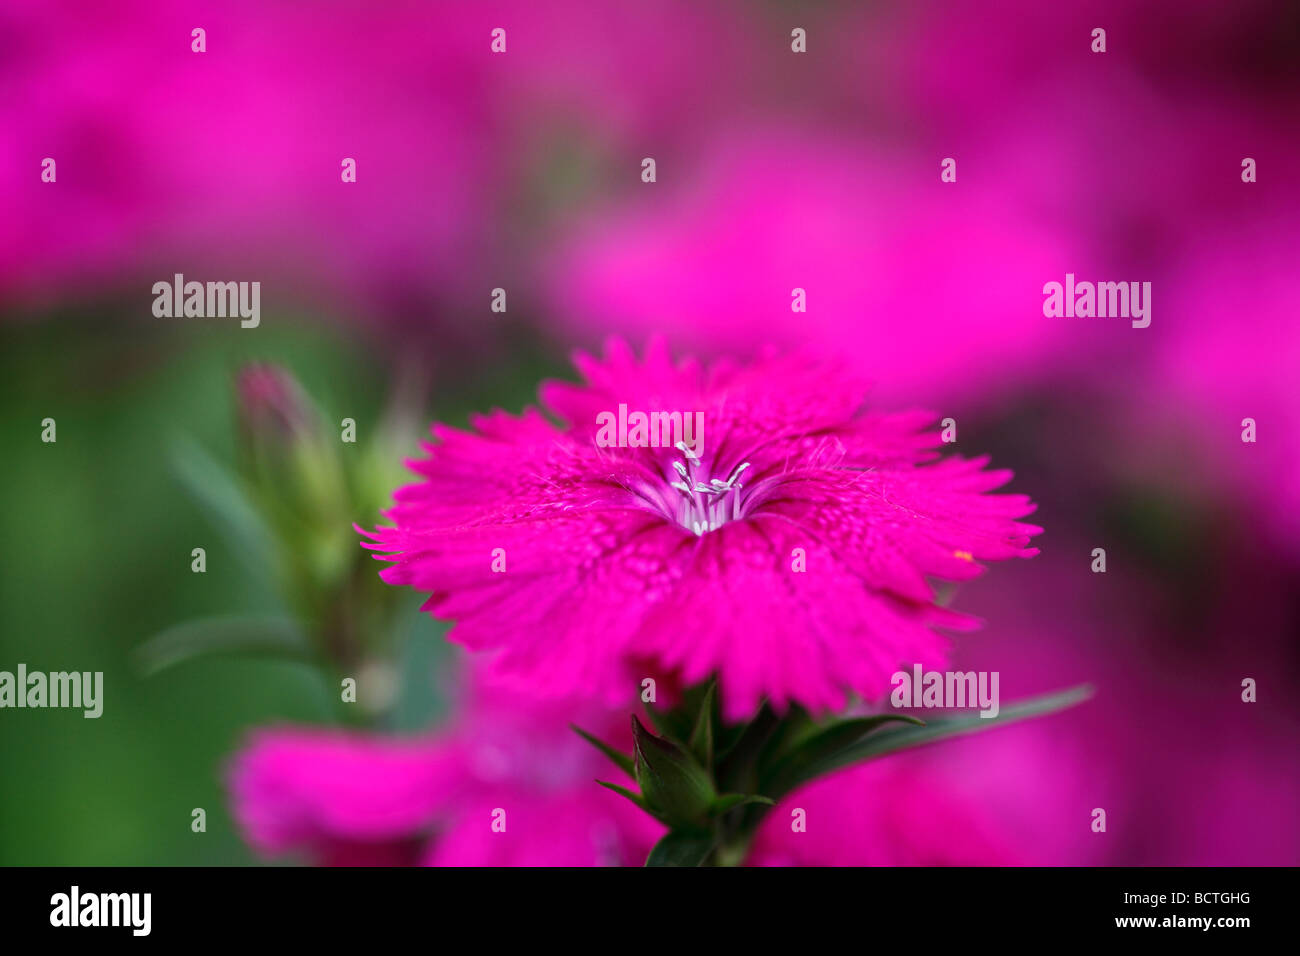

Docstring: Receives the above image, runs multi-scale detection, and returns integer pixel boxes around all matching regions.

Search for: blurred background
[2,0,1297,865]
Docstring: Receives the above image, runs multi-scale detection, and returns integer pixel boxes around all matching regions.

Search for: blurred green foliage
[0,309,562,864]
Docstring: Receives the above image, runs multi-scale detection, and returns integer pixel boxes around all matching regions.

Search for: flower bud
[631,715,716,830]
[234,363,352,604]
[236,363,317,449]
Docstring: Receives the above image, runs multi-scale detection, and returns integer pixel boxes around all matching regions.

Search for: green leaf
[134,615,312,677]
[595,780,661,821]
[711,793,776,815]
[387,609,451,733]
[573,725,635,778]
[760,714,924,794]
[764,685,1094,798]
[688,680,717,768]
[170,436,276,585]
[715,702,780,794]
[645,831,716,867]
[752,703,814,766]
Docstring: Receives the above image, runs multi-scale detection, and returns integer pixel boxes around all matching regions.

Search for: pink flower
[545,133,1079,407]
[748,758,1019,866]
[1,0,750,327]
[1147,220,1300,559]
[228,659,662,866]
[362,339,1041,719]
[902,556,1300,866]
[230,731,458,866]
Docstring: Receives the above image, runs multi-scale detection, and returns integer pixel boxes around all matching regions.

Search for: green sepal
[572,724,635,778]
[595,780,663,823]
[632,715,717,830]
[687,680,717,768]
[645,831,716,867]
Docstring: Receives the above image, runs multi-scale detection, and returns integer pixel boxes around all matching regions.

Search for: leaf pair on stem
[577,680,1092,866]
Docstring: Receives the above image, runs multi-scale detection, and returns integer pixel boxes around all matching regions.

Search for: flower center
[667,442,751,536]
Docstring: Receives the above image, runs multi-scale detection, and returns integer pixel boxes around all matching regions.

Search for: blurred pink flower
[841,0,1299,141]
[2,0,750,326]
[913,555,1300,866]
[361,339,1041,719]
[545,0,1300,406]
[546,133,1080,406]
[230,730,457,866]
[749,758,1019,866]
[1148,221,1300,558]
[2,0,492,316]
[922,658,1300,866]
[229,660,661,866]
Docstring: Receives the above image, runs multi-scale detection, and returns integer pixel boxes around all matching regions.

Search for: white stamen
[665,457,752,535]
